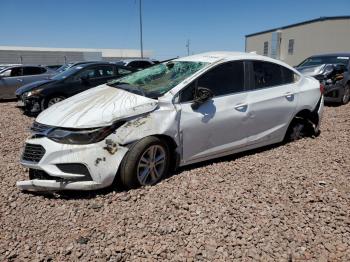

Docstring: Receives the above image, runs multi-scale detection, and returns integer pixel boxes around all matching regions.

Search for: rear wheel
[119,136,170,189]
[285,119,309,142]
[341,83,350,105]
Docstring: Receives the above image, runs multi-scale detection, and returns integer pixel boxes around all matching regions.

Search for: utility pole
[139,0,144,58]
[186,39,190,56]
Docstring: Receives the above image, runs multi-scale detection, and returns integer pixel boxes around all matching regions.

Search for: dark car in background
[0,65,55,99]
[16,62,137,114]
[115,59,159,70]
[296,53,350,104]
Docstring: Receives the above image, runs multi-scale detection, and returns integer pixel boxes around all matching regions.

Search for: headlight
[47,126,116,145]
[26,89,43,97]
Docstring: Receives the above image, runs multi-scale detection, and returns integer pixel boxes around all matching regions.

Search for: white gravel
[0,101,349,261]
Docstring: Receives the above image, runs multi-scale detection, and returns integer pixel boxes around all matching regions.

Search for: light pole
[139,0,144,58]
[186,39,190,56]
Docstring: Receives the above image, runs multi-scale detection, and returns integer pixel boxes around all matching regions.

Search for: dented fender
[114,101,181,148]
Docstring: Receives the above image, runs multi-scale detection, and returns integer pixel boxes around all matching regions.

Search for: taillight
[320,84,325,94]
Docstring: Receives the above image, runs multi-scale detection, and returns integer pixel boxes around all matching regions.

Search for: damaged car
[17,52,324,191]
[297,53,350,104]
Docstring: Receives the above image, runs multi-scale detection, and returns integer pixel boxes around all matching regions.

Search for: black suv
[16,62,136,114]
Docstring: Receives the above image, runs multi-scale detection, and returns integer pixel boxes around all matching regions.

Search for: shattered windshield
[298,56,350,67]
[108,61,208,98]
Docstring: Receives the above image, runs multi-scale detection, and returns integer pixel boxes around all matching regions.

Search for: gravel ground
[0,101,349,261]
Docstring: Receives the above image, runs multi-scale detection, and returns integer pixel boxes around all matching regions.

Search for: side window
[23,67,43,76]
[281,66,296,84]
[6,67,23,77]
[40,67,47,74]
[197,61,244,96]
[75,66,114,80]
[0,69,13,77]
[179,61,245,102]
[252,61,284,89]
[117,67,133,76]
[97,66,114,77]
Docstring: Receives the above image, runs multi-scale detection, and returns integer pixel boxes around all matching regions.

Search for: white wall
[246,18,350,66]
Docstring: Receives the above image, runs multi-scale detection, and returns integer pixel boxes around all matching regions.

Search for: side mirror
[191,87,214,110]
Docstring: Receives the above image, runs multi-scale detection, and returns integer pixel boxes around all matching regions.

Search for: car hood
[296,64,326,77]
[36,84,158,128]
[15,79,56,95]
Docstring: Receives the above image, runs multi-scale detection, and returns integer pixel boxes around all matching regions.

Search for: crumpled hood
[36,84,158,128]
[15,79,56,96]
[296,64,326,77]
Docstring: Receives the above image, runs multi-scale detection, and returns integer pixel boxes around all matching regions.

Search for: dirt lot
[0,101,349,261]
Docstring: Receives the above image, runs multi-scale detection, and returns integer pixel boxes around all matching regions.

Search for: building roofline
[245,16,350,38]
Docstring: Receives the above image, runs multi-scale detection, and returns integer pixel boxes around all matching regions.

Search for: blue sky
[1,0,349,59]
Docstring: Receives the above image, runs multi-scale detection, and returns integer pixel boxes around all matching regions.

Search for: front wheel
[341,84,350,105]
[43,95,66,109]
[119,136,170,189]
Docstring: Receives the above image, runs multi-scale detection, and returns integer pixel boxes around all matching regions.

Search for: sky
[1,0,350,59]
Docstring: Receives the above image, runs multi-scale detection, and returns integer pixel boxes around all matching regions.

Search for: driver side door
[178,61,250,164]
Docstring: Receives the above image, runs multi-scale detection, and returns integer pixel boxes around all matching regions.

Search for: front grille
[22,143,46,163]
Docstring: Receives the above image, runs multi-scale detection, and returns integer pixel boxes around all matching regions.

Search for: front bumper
[20,96,42,113]
[323,82,344,103]
[17,134,129,191]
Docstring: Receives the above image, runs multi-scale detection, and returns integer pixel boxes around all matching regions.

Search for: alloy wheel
[137,145,166,186]
[48,97,65,107]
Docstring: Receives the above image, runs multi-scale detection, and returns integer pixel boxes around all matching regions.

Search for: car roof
[71,62,116,68]
[119,58,154,63]
[174,51,295,69]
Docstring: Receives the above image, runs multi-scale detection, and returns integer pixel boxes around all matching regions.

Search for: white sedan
[17,52,324,191]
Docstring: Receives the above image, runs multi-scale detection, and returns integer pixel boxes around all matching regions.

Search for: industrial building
[0,46,153,65]
[245,16,350,66]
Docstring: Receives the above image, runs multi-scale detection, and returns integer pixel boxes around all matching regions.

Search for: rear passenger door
[245,60,299,145]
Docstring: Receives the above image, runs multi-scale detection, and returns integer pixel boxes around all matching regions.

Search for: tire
[341,83,350,105]
[43,95,66,109]
[285,119,309,142]
[119,136,170,189]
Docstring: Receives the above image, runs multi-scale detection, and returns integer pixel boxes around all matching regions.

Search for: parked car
[0,65,55,99]
[16,62,137,114]
[296,53,350,104]
[17,52,324,192]
[115,58,158,70]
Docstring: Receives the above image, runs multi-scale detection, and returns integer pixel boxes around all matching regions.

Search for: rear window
[252,61,297,89]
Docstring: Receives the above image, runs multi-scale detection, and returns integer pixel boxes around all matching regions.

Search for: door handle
[284,92,294,101]
[234,104,248,112]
